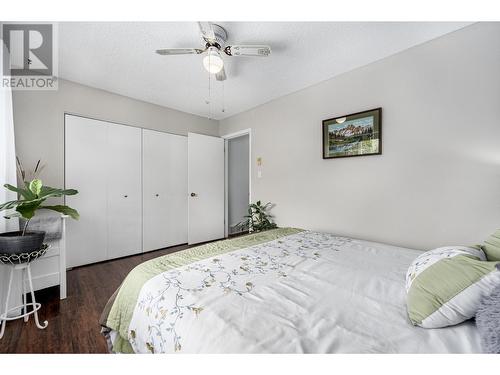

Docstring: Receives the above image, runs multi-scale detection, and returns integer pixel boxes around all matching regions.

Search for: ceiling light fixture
[203,47,224,74]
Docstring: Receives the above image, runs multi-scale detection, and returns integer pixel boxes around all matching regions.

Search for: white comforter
[127,231,481,353]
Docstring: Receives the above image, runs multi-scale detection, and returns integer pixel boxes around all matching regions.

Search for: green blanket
[100,228,302,353]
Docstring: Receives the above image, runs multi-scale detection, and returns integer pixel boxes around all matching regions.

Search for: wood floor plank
[0,243,189,353]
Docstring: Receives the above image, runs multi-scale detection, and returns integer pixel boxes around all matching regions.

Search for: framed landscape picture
[322,108,382,159]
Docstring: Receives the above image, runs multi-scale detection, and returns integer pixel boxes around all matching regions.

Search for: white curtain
[0,39,20,312]
[1,41,18,231]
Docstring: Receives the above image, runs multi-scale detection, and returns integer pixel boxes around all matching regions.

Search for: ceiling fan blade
[216,67,227,81]
[156,48,204,55]
[224,45,271,57]
[198,22,216,44]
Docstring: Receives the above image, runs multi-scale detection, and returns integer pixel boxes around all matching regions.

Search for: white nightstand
[28,214,68,300]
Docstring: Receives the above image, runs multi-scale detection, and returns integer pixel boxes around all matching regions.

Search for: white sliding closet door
[66,115,143,267]
[65,115,108,268]
[107,124,142,260]
[188,133,225,244]
[143,129,188,252]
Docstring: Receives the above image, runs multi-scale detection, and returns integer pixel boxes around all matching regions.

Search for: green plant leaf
[2,181,79,221]
[15,200,44,219]
[3,184,36,199]
[0,200,25,211]
[38,186,78,199]
[40,205,80,219]
[29,179,43,196]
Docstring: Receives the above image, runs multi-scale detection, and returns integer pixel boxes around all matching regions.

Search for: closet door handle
[124,195,128,198]
[155,194,159,197]
[190,192,197,197]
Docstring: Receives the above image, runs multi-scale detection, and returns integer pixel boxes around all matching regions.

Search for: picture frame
[322,108,382,159]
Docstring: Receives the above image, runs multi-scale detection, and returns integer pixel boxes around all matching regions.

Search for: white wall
[220,22,500,250]
[12,78,219,194]
[228,135,249,233]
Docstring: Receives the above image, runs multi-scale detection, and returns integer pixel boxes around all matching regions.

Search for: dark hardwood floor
[0,243,190,354]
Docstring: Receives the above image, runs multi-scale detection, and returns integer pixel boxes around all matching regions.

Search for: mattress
[100,228,482,353]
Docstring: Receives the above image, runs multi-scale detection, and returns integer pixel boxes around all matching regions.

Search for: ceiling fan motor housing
[210,24,228,48]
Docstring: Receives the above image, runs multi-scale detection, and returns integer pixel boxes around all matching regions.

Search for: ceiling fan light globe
[203,48,224,74]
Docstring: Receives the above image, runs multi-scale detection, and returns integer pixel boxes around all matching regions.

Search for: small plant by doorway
[236,201,277,233]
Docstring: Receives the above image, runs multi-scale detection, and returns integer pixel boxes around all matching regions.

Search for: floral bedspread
[128,231,350,353]
[109,230,482,353]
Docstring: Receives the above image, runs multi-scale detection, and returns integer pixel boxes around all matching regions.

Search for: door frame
[221,128,252,238]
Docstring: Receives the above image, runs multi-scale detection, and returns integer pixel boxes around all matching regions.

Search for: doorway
[223,129,251,237]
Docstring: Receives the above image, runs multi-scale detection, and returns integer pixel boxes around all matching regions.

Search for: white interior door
[106,123,142,260]
[65,115,108,268]
[143,129,188,252]
[188,133,225,244]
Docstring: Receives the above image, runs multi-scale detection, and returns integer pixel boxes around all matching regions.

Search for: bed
[100,228,482,353]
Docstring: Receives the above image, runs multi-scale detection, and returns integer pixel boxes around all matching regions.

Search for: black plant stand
[0,245,49,339]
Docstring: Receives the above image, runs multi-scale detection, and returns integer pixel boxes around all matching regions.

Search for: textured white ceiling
[58,22,471,120]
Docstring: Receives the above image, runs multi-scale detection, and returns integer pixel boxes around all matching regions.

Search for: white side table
[0,247,49,339]
[24,214,68,300]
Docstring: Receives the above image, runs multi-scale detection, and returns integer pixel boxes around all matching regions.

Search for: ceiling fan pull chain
[208,54,212,120]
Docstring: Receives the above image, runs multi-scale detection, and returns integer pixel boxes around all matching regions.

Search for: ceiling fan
[155,22,272,81]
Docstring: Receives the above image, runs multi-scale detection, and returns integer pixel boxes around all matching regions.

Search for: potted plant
[237,201,277,233]
[0,169,79,255]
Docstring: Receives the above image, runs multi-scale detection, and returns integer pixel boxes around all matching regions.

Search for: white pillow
[406,246,500,328]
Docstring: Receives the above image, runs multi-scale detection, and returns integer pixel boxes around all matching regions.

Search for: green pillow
[483,229,500,261]
[406,246,500,328]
